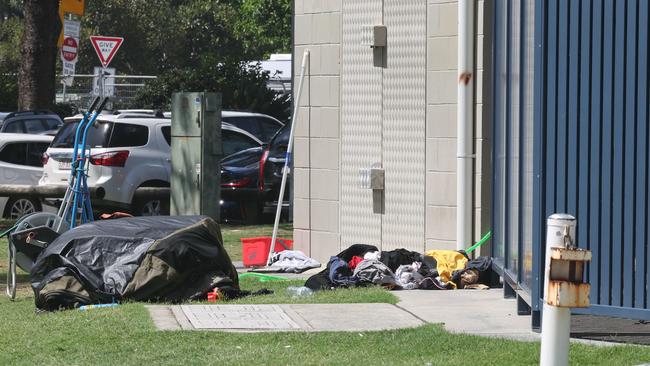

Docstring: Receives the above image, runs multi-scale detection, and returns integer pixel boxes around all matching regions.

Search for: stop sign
[61,37,78,63]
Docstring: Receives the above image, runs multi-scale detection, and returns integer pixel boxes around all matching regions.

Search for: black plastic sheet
[31,216,237,311]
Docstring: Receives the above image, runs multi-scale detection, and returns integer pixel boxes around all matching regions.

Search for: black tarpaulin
[31,216,238,311]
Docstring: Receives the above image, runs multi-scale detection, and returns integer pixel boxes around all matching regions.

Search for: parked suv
[40,114,171,215]
[0,133,53,218]
[158,110,284,143]
[0,110,63,135]
[41,113,266,219]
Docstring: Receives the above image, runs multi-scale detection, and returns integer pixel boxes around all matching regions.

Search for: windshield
[51,119,113,148]
[268,122,290,157]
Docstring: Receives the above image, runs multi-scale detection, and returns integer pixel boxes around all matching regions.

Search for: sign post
[60,33,79,101]
[58,1,85,102]
[90,36,124,98]
[58,0,84,47]
[92,67,116,97]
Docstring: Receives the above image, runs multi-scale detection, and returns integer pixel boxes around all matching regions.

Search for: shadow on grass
[1,271,31,284]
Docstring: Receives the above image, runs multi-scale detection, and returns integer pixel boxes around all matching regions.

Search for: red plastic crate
[241,237,293,267]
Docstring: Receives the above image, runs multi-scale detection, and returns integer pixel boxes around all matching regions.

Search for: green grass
[220,223,293,261]
[0,222,646,365]
[0,294,647,365]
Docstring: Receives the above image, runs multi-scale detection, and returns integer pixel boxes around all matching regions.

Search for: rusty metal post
[540,214,575,366]
[540,214,591,366]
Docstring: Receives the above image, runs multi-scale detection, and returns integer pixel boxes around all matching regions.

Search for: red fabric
[348,256,364,270]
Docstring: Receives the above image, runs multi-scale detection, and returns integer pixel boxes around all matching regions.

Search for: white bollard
[540,214,576,366]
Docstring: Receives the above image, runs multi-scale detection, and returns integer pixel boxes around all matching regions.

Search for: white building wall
[293,1,343,262]
[293,0,490,264]
[425,0,490,254]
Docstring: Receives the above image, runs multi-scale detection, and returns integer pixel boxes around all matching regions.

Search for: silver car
[0,133,53,218]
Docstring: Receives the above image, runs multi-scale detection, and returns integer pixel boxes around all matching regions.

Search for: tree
[77,0,292,74]
[0,16,22,110]
[78,0,186,75]
[92,0,293,119]
[17,0,60,110]
[0,0,22,20]
[237,0,292,57]
[136,62,290,121]
[4,0,292,113]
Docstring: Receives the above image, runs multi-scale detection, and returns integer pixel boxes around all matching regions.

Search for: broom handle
[266,49,309,266]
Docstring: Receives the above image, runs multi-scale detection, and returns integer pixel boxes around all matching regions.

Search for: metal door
[170,92,221,222]
[340,0,384,248]
[340,0,427,252]
[381,0,427,251]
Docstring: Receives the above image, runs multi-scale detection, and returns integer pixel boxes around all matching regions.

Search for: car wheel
[133,199,169,217]
[5,197,42,219]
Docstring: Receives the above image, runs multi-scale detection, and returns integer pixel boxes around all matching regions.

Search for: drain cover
[180,304,301,330]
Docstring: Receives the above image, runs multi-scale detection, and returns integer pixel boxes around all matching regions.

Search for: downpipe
[457,0,475,251]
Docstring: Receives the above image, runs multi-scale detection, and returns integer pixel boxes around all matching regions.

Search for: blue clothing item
[328,256,359,286]
[304,244,379,291]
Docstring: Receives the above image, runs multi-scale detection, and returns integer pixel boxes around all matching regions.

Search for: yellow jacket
[423,250,468,288]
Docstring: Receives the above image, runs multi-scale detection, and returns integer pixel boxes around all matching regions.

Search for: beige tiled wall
[293,0,491,262]
[425,0,491,255]
[293,1,342,263]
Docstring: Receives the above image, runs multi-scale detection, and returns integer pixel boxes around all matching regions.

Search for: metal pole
[457,0,475,251]
[266,49,309,266]
[540,213,576,366]
[6,240,16,300]
[101,69,106,98]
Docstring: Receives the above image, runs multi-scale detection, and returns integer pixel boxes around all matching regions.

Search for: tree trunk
[18,0,60,111]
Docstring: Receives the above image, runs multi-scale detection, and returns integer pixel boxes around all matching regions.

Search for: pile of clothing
[304,244,493,291]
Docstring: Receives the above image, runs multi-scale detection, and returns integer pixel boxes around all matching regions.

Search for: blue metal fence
[491,0,539,322]
[491,0,650,327]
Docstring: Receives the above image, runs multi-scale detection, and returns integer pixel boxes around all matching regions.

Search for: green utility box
[170,92,222,222]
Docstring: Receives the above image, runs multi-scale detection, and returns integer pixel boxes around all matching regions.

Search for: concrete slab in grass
[181,304,301,330]
[288,303,424,331]
[147,303,424,332]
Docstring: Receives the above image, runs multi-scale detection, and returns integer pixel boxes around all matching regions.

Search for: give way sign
[90,36,124,68]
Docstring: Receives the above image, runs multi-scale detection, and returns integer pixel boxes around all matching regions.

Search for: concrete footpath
[148,303,424,332]
[145,268,647,345]
[147,287,539,339]
[393,290,538,340]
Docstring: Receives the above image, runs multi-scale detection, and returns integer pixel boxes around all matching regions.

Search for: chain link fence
[55,74,157,110]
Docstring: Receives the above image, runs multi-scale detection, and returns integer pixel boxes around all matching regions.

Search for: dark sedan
[0,110,63,135]
[259,122,291,219]
[220,146,270,224]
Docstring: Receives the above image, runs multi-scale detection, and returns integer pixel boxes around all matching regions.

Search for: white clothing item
[270,250,321,273]
[363,251,381,261]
